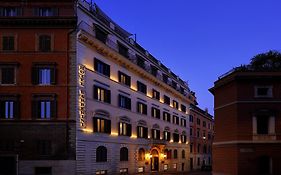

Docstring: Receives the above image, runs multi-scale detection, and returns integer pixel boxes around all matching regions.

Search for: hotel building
[74,1,196,174]
[0,0,76,175]
[210,62,281,174]
[189,104,214,171]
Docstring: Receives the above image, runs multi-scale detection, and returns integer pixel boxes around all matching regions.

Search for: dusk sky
[93,0,281,115]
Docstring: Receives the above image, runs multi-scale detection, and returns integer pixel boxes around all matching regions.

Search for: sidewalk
[142,171,212,175]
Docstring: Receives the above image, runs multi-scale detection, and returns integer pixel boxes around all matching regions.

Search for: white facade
[75,1,195,174]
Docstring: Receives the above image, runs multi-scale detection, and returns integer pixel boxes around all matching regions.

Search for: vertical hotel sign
[78,65,86,128]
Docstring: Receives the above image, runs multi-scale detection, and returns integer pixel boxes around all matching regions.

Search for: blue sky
[93,0,281,115]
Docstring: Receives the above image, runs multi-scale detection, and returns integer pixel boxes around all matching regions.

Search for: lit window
[93,86,111,103]
[39,68,51,84]
[119,122,131,136]
[4,101,14,119]
[151,129,160,140]
[137,102,147,115]
[118,71,130,86]
[163,131,170,141]
[40,101,51,119]
[32,65,56,85]
[137,126,148,138]
[93,118,111,134]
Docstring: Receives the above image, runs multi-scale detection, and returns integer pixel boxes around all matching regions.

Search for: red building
[0,1,76,175]
[189,103,214,171]
[210,56,281,175]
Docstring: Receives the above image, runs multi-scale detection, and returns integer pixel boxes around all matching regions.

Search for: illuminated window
[181,118,186,127]
[152,89,160,100]
[138,148,145,161]
[32,94,56,119]
[151,107,160,119]
[119,122,131,136]
[0,7,21,17]
[34,7,58,17]
[137,126,148,138]
[163,112,171,122]
[93,118,111,134]
[137,102,147,115]
[173,100,178,109]
[138,167,144,173]
[96,170,107,175]
[118,71,131,86]
[173,115,179,125]
[151,129,160,140]
[163,131,170,141]
[181,135,186,143]
[32,64,56,85]
[93,85,111,103]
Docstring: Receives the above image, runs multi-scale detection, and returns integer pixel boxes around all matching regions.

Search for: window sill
[253,134,276,141]
[0,83,16,86]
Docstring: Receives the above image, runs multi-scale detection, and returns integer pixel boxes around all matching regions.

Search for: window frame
[93,85,111,104]
[0,64,17,85]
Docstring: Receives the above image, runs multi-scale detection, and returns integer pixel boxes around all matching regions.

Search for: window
[118,42,128,58]
[162,74,168,84]
[0,7,21,17]
[94,58,110,77]
[163,112,171,122]
[163,131,170,141]
[150,65,158,76]
[197,157,200,166]
[37,140,52,156]
[208,123,211,129]
[164,149,172,159]
[173,115,179,125]
[181,135,187,143]
[136,55,145,69]
[137,102,147,115]
[189,115,194,122]
[32,65,56,85]
[119,122,131,136]
[138,148,145,161]
[137,126,148,139]
[0,66,15,85]
[137,81,147,94]
[118,71,131,86]
[197,129,200,138]
[38,35,51,52]
[173,149,178,159]
[96,146,107,162]
[182,150,185,159]
[151,107,160,119]
[151,129,160,140]
[164,95,170,105]
[93,85,111,103]
[95,26,108,43]
[2,36,14,51]
[120,168,128,174]
[32,95,56,119]
[35,7,58,17]
[118,95,131,110]
[138,167,144,173]
[190,128,193,136]
[93,118,111,134]
[190,143,193,153]
[208,132,211,140]
[173,133,179,142]
[173,100,178,109]
[0,95,19,119]
[197,118,201,125]
[203,121,206,127]
[152,89,160,100]
[257,115,269,134]
[203,144,207,154]
[120,147,128,161]
[197,144,200,153]
[181,104,186,113]
[181,118,186,127]
[255,86,273,98]
[171,81,177,89]
[35,167,52,175]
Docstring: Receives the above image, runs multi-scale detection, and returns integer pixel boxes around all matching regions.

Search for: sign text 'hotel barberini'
[78,64,86,128]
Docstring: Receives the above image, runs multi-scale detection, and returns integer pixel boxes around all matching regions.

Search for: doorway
[150,149,159,172]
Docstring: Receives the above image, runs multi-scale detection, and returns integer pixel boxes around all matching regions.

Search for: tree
[250,50,281,70]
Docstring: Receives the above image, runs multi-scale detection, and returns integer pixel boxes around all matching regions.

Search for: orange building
[189,103,214,171]
[0,0,76,174]
[210,64,281,175]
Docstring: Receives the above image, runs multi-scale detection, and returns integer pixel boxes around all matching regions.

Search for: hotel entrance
[150,149,159,171]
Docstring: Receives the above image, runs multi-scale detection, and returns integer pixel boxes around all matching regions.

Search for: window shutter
[118,71,121,82]
[144,127,148,138]
[51,67,57,85]
[93,118,98,132]
[0,100,5,118]
[14,100,20,119]
[32,100,38,119]
[106,89,111,104]
[118,122,121,135]
[51,100,57,118]
[126,76,131,86]
[144,104,147,115]
[118,95,121,107]
[106,120,111,134]
[137,126,140,137]
[127,98,131,110]
[31,67,39,85]
[94,59,98,71]
[157,130,160,139]
[127,124,132,136]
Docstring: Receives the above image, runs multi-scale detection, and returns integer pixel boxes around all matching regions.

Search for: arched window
[173,149,178,159]
[138,148,145,161]
[96,146,107,162]
[182,150,185,159]
[120,147,128,161]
